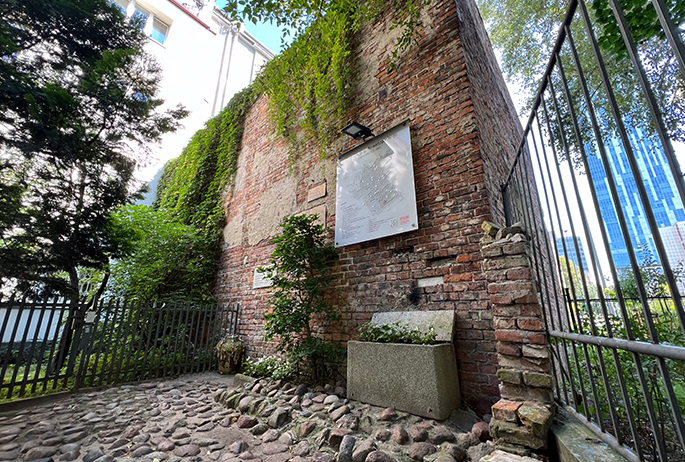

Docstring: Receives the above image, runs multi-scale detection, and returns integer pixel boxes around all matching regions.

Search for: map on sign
[335,122,418,247]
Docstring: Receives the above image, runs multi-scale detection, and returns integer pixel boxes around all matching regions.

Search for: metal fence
[0,295,239,400]
[501,0,685,460]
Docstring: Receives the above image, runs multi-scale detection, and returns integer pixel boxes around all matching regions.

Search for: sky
[243,19,292,54]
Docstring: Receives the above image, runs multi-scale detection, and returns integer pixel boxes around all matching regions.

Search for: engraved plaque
[335,121,418,247]
[308,182,327,202]
[298,205,326,225]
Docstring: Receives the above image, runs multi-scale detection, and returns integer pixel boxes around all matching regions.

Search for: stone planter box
[347,339,461,420]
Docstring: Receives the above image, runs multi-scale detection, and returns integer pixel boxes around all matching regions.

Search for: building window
[112,0,170,45]
[151,17,169,44]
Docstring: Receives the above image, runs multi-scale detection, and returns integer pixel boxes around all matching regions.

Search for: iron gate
[0,295,239,400]
[501,0,685,460]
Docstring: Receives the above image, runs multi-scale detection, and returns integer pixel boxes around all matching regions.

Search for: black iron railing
[501,0,685,460]
[0,295,239,400]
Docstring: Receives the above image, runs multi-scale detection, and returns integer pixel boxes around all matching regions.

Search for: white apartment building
[659,221,685,292]
[113,0,275,179]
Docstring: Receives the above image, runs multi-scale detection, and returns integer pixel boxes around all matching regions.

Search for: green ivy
[155,85,256,234]
[152,0,429,296]
[253,0,428,160]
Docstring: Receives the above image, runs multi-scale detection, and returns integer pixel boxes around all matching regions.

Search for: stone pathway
[0,372,496,462]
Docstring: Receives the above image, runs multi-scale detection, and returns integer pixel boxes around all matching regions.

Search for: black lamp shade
[342,122,373,140]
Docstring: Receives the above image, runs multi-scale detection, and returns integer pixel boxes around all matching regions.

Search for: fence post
[481,222,556,457]
[501,184,512,227]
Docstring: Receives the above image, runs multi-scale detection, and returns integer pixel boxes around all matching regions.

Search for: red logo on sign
[400,215,410,225]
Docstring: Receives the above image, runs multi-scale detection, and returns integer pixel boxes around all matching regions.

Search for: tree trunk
[51,268,81,374]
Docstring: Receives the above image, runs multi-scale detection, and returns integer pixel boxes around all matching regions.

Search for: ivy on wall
[155,85,256,235]
[152,0,430,296]
[254,0,428,159]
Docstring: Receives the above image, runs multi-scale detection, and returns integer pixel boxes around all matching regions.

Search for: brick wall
[481,224,556,456]
[216,0,523,415]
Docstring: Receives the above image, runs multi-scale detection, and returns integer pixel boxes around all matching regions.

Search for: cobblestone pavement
[0,372,495,462]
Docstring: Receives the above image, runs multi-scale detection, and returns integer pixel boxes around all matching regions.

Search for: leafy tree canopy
[478,0,684,100]
[0,0,187,299]
[106,205,216,303]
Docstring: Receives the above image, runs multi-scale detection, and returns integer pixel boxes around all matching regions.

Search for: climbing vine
[155,85,256,234]
[148,86,256,299]
[150,0,430,297]
[250,0,429,159]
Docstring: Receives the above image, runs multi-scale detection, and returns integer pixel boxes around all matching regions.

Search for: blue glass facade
[556,236,589,272]
[586,126,685,269]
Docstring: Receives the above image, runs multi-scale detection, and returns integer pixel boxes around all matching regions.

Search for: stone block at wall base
[347,341,460,420]
[489,399,556,452]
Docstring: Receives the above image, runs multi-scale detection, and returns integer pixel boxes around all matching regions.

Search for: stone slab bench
[347,310,461,420]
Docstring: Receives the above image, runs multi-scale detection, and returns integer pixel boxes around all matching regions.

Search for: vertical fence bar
[172,302,185,376]
[163,302,179,378]
[18,297,48,397]
[202,303,212,372]
[0,294,28,398]
[133,301,145,378]
[153,303,167,378]
[106,300,126,384]
[140,303,156,379]
[562,23,652,454]
[555,50,627,441]
[30,298,58,395]
[48,299,69,391]
[0,294,16,394]
[529,120,571,406]
[89,299,113,387]
[648,0,685,76]
[541,91,595,422]
[499,0,685,457]
[194,304,203,372]
[576,0,685,452]
[119,300,135,382]
[606,0,685,225]
[178,303,194,374]
[577,0,685,339]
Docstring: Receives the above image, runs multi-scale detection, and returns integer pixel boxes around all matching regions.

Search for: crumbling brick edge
[481,221,557,457]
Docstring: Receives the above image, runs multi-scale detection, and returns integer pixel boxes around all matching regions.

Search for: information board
[253,267,273,289]
[335,121,418,247]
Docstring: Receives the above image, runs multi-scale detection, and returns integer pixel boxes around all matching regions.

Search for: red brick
[506,267,531,281]
[517,318,544,331]
[491,399,521,423]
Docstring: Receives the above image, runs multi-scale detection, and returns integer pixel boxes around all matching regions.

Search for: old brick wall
[453,0,523,225]
[216,0,523,415]
[480,225,556,456]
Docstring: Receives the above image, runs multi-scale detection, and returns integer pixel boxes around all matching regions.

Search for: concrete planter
[347,340,461,420]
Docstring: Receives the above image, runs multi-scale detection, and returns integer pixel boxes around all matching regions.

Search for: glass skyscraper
[585,126,685,269]
[556,236,589,272]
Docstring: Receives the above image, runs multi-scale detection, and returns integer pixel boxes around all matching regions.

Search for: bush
[260,214,342,383]
[357,321,437,345]
[243,356,294,380]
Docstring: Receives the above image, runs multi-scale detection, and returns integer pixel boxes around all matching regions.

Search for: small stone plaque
[307,182,327,202]
[298,205,326,225]
[253,267,273,289]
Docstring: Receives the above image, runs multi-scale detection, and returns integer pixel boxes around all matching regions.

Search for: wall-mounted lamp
[341,121,374,140]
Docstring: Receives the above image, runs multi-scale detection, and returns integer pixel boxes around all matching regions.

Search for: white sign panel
[253,267,273,289]
[335,121,418,247]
